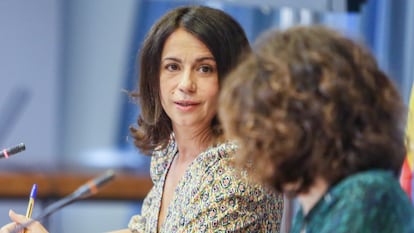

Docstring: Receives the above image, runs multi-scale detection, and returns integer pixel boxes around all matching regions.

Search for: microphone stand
[11,169,116,233]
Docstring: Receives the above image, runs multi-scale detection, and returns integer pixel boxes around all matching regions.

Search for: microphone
[0,143,25,159]
[11,169,116,233]
[71,169,116,199]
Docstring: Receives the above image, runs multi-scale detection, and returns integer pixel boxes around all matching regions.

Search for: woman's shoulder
[293,170,414,233]
[190,141,284,226]
[196,141,278,196]
[193,141,238,173]
[205,140,238,159]
[333,170,404,196]
[328,170,414,225]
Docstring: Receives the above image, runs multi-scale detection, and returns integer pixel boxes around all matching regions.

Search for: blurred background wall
[0,0,413,232]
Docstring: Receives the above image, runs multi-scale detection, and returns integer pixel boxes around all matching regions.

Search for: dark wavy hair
[129,5,250,155]
[219,25,406,195]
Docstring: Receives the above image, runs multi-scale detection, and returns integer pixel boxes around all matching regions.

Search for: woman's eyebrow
[162,57,181,63]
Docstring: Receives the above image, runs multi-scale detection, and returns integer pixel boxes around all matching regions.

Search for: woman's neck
[173,126,215,161]
[297,177,329,215]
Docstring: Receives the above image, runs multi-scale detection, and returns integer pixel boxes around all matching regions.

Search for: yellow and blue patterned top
[129,139,284,232]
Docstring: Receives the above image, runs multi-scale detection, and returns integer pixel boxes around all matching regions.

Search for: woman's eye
[166,64,179,71]
[198,65,213,73]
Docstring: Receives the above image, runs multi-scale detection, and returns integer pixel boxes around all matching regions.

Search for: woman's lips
[174,100,200,111]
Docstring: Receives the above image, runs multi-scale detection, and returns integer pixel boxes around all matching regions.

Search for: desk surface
[0,170,152,200]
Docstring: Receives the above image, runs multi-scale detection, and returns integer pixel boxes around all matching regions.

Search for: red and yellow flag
[400,85,414,201]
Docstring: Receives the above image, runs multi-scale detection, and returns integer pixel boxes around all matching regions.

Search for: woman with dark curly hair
[219,25,414,233]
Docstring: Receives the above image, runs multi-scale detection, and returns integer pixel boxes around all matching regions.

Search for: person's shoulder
[198,141,280,196]
[311,170,414,233]
[194,141,237,169]
[330,170,410,205]
[207,141,238,158]
[334,170,404,197]
[326,170,414,232]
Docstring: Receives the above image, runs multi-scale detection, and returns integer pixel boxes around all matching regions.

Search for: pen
[24,184,37,233]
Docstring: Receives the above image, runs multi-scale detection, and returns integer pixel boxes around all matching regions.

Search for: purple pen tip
[30,184,37,199]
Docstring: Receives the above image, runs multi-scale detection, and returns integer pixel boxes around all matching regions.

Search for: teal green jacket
[291,170,414,233]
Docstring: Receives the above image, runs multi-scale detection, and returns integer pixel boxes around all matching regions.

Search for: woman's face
[159,28,219,131]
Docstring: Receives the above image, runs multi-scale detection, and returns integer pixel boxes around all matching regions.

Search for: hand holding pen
[0,210,49,233]
[0,184,48,233]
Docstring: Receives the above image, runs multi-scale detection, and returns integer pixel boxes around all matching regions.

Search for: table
[0,170,152,200]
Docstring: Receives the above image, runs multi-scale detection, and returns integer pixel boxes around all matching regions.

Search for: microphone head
[73,169,116,199]
[0,142,26,159]
[94,169,116,189]
[11,143,26,154]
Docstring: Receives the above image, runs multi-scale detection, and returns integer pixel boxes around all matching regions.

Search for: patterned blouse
[290,170,414,233]
[129,139,284,232]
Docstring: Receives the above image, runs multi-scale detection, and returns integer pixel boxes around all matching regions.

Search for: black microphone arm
[71,169,116,199]
[0,143,25,159]
[11,169,116,233]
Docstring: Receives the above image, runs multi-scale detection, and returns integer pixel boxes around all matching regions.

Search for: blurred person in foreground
[0,5,284,233]
[219,25,414,233]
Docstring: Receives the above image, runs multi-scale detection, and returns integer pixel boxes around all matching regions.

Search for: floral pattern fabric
[129,139,284,232]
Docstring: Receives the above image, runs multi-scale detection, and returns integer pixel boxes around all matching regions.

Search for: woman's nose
[178,70,196,93]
